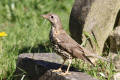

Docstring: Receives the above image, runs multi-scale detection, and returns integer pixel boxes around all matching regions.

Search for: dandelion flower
[0,32,7,37]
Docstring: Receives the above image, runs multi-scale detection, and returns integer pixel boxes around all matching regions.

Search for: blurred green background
[0,0,74,79]
[0,0,115,80]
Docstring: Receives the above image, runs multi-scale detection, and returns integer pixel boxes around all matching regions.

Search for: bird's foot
[52,68,62,72]
[59,71,71,75]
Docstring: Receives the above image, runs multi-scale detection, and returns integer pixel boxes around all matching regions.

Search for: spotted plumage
[41,13,108,75]
[49,27,71,60]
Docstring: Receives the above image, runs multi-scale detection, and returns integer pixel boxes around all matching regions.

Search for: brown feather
[42,14,109,67]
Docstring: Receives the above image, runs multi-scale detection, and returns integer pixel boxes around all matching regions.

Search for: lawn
[0,0,74,79]
[0,0,115,80]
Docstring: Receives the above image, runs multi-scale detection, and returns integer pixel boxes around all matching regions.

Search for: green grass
[0,0,74,79]
[0,0,116,80]
[71,59,116,80]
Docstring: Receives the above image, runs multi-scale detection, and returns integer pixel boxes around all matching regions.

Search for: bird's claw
[52,68,62,72]
[59,71,71,75]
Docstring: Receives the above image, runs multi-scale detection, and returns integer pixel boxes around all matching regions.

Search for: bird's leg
[60,58,72,75]
[52,59,66,72]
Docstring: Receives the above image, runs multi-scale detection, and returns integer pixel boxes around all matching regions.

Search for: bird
[41,13,109,75]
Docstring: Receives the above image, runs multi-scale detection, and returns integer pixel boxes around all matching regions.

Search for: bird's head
[41,14,62,29]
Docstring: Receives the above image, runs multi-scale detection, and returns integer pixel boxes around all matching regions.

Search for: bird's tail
[82,54,95,66]
[86,53,110,62]
[83,48,110,62]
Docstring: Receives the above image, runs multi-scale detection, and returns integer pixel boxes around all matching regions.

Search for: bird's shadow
[18,42,82,72]
[18,43,81,72]
[14,57,80,80]
[33,58,78,72]
[15,42,82,80]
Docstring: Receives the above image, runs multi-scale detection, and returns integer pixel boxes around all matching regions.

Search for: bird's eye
[50,16,54,19]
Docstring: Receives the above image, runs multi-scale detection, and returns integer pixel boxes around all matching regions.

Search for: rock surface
[14,53,98,80]
[109,26,120,71]
[69,0,94,44]
[109,26,120,53]
[114,73,120,80]
[69,0,120,55]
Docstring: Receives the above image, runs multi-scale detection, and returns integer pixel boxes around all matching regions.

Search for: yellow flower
[0,32,7,37]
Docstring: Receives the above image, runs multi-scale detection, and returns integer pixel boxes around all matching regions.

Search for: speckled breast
[49,30,70,60]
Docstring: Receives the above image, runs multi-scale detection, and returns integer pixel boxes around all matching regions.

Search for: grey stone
[69,0,94,44]
[109,26,120,53]
[69,0,120,55]
[14,53,98,80]
[114,73,120,80]
[108,26,120,71]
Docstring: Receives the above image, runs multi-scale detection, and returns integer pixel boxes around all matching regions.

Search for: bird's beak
[41,14,48,19]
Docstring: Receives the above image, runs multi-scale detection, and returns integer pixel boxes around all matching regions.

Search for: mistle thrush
[41,14,108,75]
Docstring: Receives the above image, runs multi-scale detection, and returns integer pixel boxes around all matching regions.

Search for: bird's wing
[56,31,109,63]
[56,32,94,65]
[56,31,86,58]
